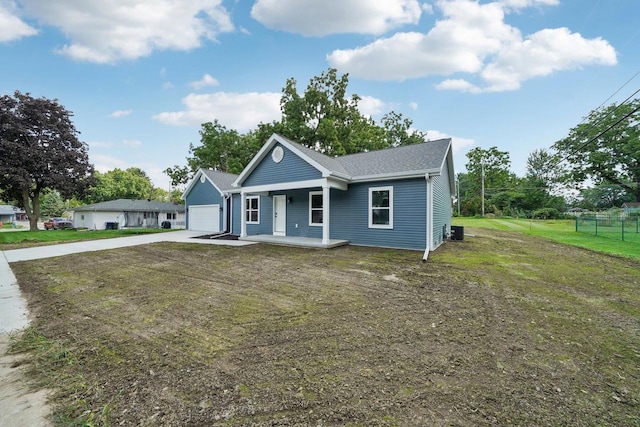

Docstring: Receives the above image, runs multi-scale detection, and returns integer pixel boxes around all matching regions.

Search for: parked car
[44,217,73,230]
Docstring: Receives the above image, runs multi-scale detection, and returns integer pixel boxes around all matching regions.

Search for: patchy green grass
[10,232,640,426]
[0,227,174,249]
[452,217,640,259]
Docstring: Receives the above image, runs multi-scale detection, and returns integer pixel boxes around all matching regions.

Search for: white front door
[273,195,286,236]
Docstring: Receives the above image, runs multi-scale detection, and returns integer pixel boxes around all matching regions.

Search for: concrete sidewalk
[0,251,28,333]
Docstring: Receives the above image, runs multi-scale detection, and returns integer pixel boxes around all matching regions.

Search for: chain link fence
[575,214,640,242]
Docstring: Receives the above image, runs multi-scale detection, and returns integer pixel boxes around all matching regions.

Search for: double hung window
[309,191,323,226]
[246,196,259,223]
[369,186,393,229]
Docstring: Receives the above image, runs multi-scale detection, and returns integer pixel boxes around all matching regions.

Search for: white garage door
[188,205,220,232]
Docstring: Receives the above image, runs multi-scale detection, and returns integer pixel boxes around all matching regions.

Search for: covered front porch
[239,234,349,249]
[239,176,348,246]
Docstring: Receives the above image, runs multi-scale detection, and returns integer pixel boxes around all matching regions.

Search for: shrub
[532,208,561,219]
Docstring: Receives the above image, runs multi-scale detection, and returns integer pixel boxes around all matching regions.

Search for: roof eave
[350,169,441,183]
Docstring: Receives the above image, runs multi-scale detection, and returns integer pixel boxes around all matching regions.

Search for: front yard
[10,228,640,426]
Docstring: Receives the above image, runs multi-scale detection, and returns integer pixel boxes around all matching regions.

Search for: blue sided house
[183,133,455,260]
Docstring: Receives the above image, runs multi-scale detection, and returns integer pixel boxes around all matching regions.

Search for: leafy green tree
[464,147,514,215]
[554,99,640,201]
[164,165,190,188]
[166,68,429,186]
[278,68,383,155]
[39,190,67,218]
[87,167,156,203]
[381,111,427,147]
[0,91,94,231]
[579,185,633,210]
[520,148,566,211]
[188,120,242,172]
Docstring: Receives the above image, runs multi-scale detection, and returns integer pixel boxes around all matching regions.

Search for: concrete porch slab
[239,235,349,249]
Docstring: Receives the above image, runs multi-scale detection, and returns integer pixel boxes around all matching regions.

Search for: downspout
[423,173,434,262]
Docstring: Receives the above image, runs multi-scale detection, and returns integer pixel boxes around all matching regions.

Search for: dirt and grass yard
[9,228,640,426]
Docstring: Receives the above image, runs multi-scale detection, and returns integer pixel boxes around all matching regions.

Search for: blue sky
[1,0,638,191]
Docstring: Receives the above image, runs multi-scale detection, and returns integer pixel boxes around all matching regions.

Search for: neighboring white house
[71,199,186,230]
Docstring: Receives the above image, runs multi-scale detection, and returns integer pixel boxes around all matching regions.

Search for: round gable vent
[272,146,284,163]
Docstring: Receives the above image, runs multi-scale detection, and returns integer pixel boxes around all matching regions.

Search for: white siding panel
[73,211,123,230]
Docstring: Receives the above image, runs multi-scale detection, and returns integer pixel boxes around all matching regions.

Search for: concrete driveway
[0,230,254,427]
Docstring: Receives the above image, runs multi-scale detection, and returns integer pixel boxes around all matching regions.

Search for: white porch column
[322,183,330,245]
[240,191,247,238]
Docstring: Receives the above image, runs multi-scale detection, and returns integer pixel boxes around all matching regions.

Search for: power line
[552,68,640,165]
[556,96,640,165]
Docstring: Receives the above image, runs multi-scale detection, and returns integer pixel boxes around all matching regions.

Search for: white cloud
[251,0,422,36]
[189,73,220,90]
[110,109,132,118]
[426,130,475,154]
[327,0,616,92]
[90,153,128,173]
[357,95,386,118]
[87,140,113,149]
[409,102,418,111]
[422,3,434,14]
[122,139,142,148]
[18,0,234,63]
[162,81,174,90]
[0,2,38,42]
[435,78,480,93]
[498,0,559,11]
[478,27,617,92]
[153,91,282,132]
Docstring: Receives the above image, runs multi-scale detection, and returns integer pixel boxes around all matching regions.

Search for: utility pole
[481,162,485,217]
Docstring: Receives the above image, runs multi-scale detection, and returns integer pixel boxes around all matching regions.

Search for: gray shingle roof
[274,134,451,179]
[276,134,350,176]
[201,169,238,192]
[72,199,185,212]
[0,205,22,215]
[336,138,451,178]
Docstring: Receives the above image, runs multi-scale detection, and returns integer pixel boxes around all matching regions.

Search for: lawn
[453,217,640,259]
[10,228,640,426]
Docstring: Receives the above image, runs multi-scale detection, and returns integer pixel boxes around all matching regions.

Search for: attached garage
[188,204,220,232]
[183,169,239,234]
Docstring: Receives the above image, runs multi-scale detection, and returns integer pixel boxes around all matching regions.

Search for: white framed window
[246,196,260,224]
[309,191,323,226]
[369,186,393,229]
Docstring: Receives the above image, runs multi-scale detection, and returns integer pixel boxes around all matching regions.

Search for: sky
[1,0,638,191]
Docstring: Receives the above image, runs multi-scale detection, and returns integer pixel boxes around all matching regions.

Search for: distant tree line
[457,98,640,217]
